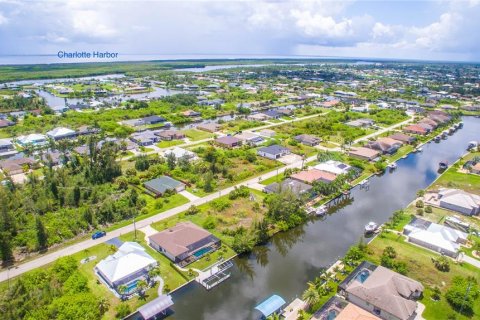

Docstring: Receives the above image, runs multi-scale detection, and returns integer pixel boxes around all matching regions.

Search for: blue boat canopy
[254,294,286,317]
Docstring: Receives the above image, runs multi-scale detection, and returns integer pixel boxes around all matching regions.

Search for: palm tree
[117,284,128,298]
[266,313,281,320]
[98,297,110,314]
[136,280,148,298]
[301,283,320,310]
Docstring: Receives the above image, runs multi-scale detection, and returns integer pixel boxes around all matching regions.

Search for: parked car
[92,230,106,239]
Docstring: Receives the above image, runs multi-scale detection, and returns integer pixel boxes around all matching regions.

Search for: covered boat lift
[137,295,173,320]
[254,294,286,319]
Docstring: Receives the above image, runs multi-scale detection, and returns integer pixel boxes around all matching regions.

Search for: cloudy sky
[0,0,480,62]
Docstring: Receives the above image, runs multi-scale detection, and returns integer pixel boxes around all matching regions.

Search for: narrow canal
[169,116,480,320]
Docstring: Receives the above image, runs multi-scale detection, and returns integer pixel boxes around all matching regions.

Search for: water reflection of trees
[234,255,256,280]
[271,223,306,257]
[253,246,270,267]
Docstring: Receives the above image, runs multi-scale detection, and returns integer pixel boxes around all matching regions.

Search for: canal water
[169,116,480,320]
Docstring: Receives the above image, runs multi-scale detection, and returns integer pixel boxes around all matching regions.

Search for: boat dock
[196,259,234,290]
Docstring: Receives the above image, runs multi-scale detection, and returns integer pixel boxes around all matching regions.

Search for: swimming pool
[327,309,338,320]
[125,281,138,293]
[355,269,371,283]
[193,247,212,258]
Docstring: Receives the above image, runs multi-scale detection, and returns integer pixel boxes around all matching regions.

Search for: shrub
[210,198,231,211]
[416,200,424,208]
[202,216,217,229]
[186,205,199,216]
[425,205,433,213]
[115,304,131,319]
[416,208,424,216]
[432,256,450,272]
[431,286,441,301]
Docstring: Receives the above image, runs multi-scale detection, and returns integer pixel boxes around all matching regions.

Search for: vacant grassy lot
[181,128,214,141]
[151,189,267,246]
[431,165,480,194]
[156,140,184,148]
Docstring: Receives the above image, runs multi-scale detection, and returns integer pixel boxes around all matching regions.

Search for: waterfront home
[46,127,77,140]
[314,160,352,176]
[418,118,438,129]
[148,221,221,266]
[156,130,185,141]
[257,144,291,160]
[312,297,381,320]
[248,113,270,121]
[291,169,336,185]
[346,118,374,128]
[142,115,166,125]
[16,133,48,147]
[348,147,380,161]
[163,147,196,161]
[181,110,201,117]
[214,136,242,148]
[403,124,428,136]
[255,295,286,319]
[388,133,416,144]
[435,188,480,216]
[197,123,221,133]
[130,130,160,146]
[336,303,381,320]
[338,261,423,320]
[403,217,467,258]
[0,157,36,175]
[144,176,186,197]
[263,178,313,197]
[95,242,157,295]
[366,137,403,155]
[235,132,264,146]
[416,122,434,132]
[294,134,321,146]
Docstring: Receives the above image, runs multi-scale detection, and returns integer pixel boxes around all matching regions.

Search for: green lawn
[187,245,236,271]
[431,167,480,194]
[385,145,414,163]
[366,232,480,320]
[259,173,284,185]
[181,129,214,141]
[156,140,184,148]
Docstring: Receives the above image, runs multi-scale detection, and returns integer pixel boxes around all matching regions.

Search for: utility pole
[459,281,472,315]
[133,217,137,241]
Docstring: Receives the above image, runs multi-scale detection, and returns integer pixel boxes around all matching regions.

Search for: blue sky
[0,0,479,62]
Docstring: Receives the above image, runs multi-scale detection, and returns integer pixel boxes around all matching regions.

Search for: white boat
[364,221,378,234]
[388,163,397,169]
[315,205,327,216]
[359,179,369,187]
[417,147,423,152]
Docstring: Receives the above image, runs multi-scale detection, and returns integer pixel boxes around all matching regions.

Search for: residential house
[336,303,381,320]
[182,110,201,117]
[197,123,221,133]
[471,163,480,175]
[348,147,380,161]
[263,178,313,197]
[403,217,468,257]
[0,157,36,175]
[46,127,77,140]
[291,169,337,185]
[0,139,15,156]
[77,125,100,136]
[338,261,423,320]
[346,118,374,128]
[294,134,321,146]
[263,110,281,119]
[403,124,428,136]
[416,122,434,132]
[95,242,157,293]
[366,137,403,155]
[248,113,270,121]
[142,115,166,125]
[277,108,293,116]
[163,147,196,161]
[144,176,186,197]
[16,133,48,147]
[314,160,352,176]
[148,222,221,265]
[235,132,264,146]
[214,136,242,148]
[257,129,276,138]
[388,133,416,144]
[437,188,480,216]
[257,145,291,160]
[0,119,14,128]
[156,130,185,141]
[130,130,160,146]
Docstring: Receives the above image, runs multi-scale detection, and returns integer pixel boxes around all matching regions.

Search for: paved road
[0,115,414,283]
